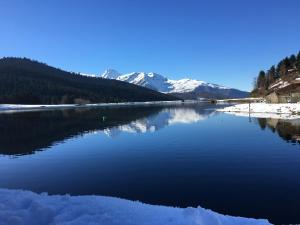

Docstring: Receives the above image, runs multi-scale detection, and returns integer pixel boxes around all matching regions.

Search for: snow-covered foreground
[0,189,271,225]
[217,103,300,119]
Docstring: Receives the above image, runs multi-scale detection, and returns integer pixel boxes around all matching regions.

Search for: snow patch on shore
[223,111,300,120]
[0,101,185,113]
[217,103,300,119]
[0,104,75,110]
[0,189,271,225]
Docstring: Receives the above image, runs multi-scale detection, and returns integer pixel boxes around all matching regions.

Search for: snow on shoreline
[217,103,300,119]
[0,101,187,112]
[0,189,271,225]
[222,111,300,120]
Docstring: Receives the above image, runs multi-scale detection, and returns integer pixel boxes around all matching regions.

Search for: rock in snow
[0,189,271,225]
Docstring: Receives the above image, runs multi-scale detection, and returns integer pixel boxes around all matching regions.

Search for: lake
[0,103,299,225]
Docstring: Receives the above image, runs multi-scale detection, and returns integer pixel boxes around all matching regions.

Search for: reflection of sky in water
[0,105,300,224]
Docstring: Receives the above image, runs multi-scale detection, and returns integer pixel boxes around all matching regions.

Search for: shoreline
[217,103,300,119]
[0,100,204,113]
[217,97,264,103]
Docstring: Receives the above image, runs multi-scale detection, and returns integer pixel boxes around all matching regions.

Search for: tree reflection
[257,118,300,144]
[0,104,217,155]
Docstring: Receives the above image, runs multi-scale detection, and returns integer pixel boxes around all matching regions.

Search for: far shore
[216,97,265,103]
[0,100,207,113]
[3,99,300,117]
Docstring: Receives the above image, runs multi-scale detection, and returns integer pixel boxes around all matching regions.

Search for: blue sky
[0,0,300,91]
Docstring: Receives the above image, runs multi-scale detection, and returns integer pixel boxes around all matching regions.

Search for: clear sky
[1,0,300,91]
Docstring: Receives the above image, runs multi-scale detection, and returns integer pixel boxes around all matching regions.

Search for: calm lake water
[0,103,300,225]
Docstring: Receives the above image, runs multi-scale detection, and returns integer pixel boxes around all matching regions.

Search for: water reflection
[0,104,216,155]
[256,118,300,144]
[1,104,300,224]
[1,104,300,157]
[103,107,216,137]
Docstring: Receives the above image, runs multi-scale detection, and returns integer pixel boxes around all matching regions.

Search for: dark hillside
[0,57,179,104]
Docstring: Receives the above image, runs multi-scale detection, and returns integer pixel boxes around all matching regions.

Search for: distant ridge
[101,69,249,99]
[0,57,179,104]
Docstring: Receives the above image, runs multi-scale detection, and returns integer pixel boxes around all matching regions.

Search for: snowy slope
[0,188,271,225]
[101,69,122,79]
[117,72,172,92]
[168,78,228,93]
[78,72,97,77]
[100,69,248,99]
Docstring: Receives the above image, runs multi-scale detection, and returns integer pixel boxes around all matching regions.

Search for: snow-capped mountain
[100,69,249,99]
[101,69,122,79]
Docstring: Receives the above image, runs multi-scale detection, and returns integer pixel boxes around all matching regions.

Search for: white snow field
[217,103,300,119]
[0,189,271,225]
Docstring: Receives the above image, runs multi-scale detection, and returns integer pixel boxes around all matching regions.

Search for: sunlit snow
[101,69,230,94]
[0,189,271,225]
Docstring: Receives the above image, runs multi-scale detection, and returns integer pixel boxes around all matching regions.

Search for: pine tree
[275,61,281,78]
[266,65,276,87]
[277,58,290,79]
[252,77,258,90]
[296,51,300,72]
[284,57,291,69]
[257,70,266,90]
[289,54,296,68]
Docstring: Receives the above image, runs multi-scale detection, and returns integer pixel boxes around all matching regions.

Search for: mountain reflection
[103,107,214,137]
[0,104,216,156]
[256,118,300,144]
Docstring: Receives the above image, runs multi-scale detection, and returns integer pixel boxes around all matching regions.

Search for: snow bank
[223,111,300,120]
[217,103,300,119]
[0,189,271,225]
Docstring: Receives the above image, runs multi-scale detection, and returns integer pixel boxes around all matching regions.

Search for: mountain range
[100,69,249,99]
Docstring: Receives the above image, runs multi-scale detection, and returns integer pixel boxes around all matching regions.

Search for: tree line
[0,57,178,104]
[252,51,300,95]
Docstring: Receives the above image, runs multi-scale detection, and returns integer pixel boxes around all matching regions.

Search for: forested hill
[251,51,300,96]
[0,57,179,104]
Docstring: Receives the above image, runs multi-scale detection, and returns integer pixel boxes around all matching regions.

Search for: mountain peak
[101,69,121,79]
[100,69,249,99]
